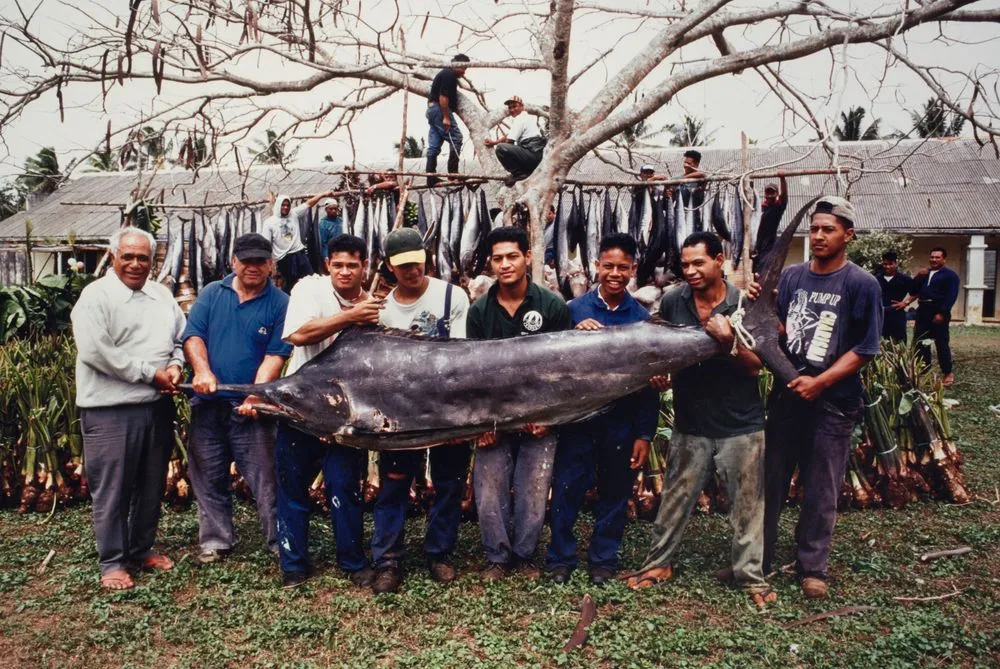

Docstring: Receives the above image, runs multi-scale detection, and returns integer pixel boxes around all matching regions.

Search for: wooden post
[398,28,409,175]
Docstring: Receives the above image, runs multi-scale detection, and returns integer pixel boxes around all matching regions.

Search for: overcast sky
[1,0,998,180]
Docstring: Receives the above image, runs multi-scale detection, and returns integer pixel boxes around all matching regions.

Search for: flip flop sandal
[141,553,175,572]
[100,570,135,591]
[622,565,674,590]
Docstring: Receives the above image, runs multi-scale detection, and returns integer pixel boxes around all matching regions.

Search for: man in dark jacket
[901,247,959,386]
[545,233,658,585]
[875,250,912,343]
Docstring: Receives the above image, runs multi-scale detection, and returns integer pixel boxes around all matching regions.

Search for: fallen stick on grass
[893,588,964,603]
[36,549,55,575]
[781,605,875,629]
[919,546,972,563]
[562,594,597,651]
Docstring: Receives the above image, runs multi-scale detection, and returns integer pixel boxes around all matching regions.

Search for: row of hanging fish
[155,205,266,296]
[544,183,772,298]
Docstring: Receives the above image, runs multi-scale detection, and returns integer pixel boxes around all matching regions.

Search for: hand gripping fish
[188,199,817,450]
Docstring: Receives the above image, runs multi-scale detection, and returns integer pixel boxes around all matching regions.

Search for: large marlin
[193,199,815,450]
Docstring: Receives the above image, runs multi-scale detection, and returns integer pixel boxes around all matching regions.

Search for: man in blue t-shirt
[317,198,343,260]
[182,233,293,565]
[426,54,469,186]
[764,196,882,599]
[545,233,658,586]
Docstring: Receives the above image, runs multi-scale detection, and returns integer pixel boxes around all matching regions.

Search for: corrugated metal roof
[2,138,998,242]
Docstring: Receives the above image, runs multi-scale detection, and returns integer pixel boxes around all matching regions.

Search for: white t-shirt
[282,274,355,375]
[507,113,541,144]
[380,277,469,339]
[262,203,309,261]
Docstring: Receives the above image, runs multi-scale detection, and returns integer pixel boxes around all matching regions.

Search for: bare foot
[100,569,135,590]
[942,373,955,387]
[751,590,778,609]
[623,564,673,589]
[141,553,174,572]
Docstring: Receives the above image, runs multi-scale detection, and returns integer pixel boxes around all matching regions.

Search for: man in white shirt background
[370,228,472,594]
[486,95,547,186]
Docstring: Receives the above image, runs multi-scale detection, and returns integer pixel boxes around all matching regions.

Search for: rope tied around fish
[727,289,756,357]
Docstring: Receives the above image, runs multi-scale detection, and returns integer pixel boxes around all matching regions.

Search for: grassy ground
[2,328,999,668]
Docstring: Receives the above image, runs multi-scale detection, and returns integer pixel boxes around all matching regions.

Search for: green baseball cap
[384,228,426,266]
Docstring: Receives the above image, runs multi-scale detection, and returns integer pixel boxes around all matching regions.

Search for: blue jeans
[275,424,368,573]
[371,443,471,568]
[426,103,463,178]
[188,400,278,552]
[473,431,557,564]
[546,418,635,571]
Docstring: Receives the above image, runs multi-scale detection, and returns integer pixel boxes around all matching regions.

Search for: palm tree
[253,129,297,165]
[668,115,715,147]
[0,180,26,221]
[909,98,965,138]
[834,106,881,141]
[85,149,118,172]
[18,147,63,195]
[394,136,425,158]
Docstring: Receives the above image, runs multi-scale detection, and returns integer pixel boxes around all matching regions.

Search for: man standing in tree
[467,227,572,580]
[426,54,470,186]
[763,197,882,599]
[546,233,657,586]
[369,228,471,594]
[625,231,774,607]
[276,234,382,588]
[485,95,547,186]
[900,247,959,386]
[183,233,292,567]
[72,227,185,590]
[753,173,788,271]
[876,250,913,343]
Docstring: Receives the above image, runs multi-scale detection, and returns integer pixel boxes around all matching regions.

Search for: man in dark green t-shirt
[467,227,571,581]
[626,231,773,606]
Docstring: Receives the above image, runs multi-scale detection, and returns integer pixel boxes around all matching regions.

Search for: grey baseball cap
[813,195,856,227]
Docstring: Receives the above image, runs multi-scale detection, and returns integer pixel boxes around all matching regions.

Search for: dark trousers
[371,443,471,568]
[81,399,174,575]
[763,390,861,580]
[426,103,463,185]
[546,419,635,571]
[275,424,368,574]
[494,138,545,180]
[188,400,278,551]
[276,250,313,295]
[882,309,908,343]
[914,307,953,374]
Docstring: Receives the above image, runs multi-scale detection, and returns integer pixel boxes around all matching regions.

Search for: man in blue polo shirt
[545,233,659,585]
[183,233,293,565]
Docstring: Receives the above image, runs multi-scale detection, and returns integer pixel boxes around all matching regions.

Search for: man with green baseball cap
[369,227,472,594]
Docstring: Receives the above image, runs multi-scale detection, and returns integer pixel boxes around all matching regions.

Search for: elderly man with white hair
[71,226,186,590]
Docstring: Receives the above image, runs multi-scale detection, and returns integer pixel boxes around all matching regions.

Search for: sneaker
[192,548,231,567]
[801,576,829,599]
[715,566,734,584]
[511,556,541,580]
[281,570,310,589]
[548,565,572,584]
[372,567,403,594]
[429,561,457,584]
[348,566,375,588]
[588,565,615,586]
[480,562,508,582]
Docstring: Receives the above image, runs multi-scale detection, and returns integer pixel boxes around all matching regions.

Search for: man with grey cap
[763,195,882,599]
[71,226,185,590]
[369,227,471,594]
[486,95,546,185]
[317,197,343,261]
[182,233,292,567]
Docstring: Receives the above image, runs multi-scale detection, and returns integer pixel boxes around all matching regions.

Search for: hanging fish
[602,189,615,239]
[416,194,429,237]
[584,190,600,283]
[187,214,202,291]
[748,188,762,257]
[437,191,453,283]
[710,189,731,242]
[220,210,233,274]
[478,188,490,238]
[200,209,218,282]
[674,187,687,264]
[627,186,643,244]
[250,208,258,234]
[171,219,185,293]
[638,186,667,287]
[156,214,176,284]
[730,185,746,270]
[365,198,378,271]
[555,190,571,291]
[352,190,366,240]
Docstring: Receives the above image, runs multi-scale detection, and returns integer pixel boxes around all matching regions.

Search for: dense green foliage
[847,231,914,274]
[0,272,94,342]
